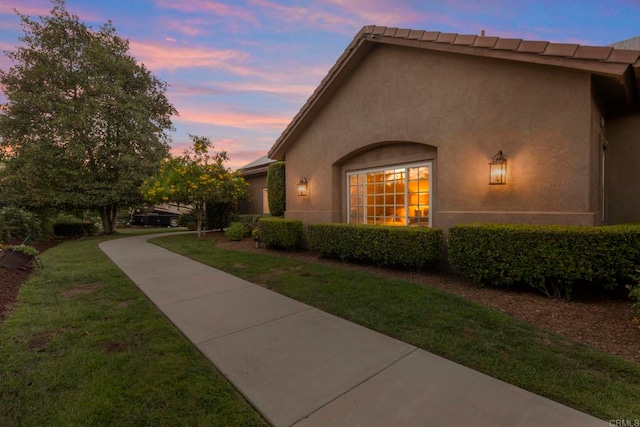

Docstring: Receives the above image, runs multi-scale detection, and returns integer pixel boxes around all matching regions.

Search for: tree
[0,0,176,232]
[141,135,249,238]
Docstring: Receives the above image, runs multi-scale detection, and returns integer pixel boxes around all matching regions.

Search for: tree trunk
[99,204,118,234]
[195,203,205,238]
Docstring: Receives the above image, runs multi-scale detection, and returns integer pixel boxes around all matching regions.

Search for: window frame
[262,187,270,214]
[346,161,433,227]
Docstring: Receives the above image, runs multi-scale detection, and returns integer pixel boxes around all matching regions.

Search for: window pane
[348,163,430,227]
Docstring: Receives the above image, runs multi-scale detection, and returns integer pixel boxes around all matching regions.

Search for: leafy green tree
[0,0,176,233]
[141,135,249,238]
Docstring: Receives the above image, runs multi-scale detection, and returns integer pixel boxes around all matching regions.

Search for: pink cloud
[0,41,17,70]
[168,80,314,103]
[175,107,291,130]
[160,18,210,38]
[168,83,222,97]
[215,81,316,99]
[129,40,252,73]
[154,0,256,23]
[250,0,360,33]
[323,0,427,26]
[0,1,51,17]
[1,1,110,30]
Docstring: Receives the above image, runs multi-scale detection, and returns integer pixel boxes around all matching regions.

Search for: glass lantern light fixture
[489,151,507,185]
[297,177,309,196]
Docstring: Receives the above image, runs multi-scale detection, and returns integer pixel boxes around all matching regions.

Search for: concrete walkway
[99,233,606,427]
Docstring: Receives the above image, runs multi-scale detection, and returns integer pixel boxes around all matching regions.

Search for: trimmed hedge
[53,221,98,238]
[308,223,443,270]
[257,217,302,249]
[448,223,640,298]
[266,161,286,217]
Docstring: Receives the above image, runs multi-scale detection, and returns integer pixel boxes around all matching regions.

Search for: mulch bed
[0,240,60,324]
[213,236,640,364]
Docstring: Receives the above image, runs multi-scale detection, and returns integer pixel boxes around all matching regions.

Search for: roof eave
[269,30,376,160]
[268,26,640,159]
[374,35,631,78]
[239,165,270,177]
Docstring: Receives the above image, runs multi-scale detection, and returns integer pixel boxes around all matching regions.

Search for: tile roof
[269,26,640,159]
[237,155,275,176]
[610,35,640,51]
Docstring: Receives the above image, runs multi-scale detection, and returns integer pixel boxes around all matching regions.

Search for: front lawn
[151,233,640,420]
[0,232,266,426]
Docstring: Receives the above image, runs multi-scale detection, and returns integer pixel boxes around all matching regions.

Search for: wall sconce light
[489,151,507,185]
[297,177,309,196]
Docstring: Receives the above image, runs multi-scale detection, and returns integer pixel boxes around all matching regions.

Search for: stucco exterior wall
[284,44,595,231]
[238,173,268,215]
[590,95,605,224]
[606,114,640,224]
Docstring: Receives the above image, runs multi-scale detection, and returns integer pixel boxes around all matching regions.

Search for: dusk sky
[1,0,640,170]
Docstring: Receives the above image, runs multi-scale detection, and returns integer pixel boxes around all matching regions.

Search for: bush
[0,206,42,242]
[234,214,267,234]
[258,217,302,249]
[225,222,249,241]
[626,270,640,325]
[0,214,6,242]
[206,201,236,230]
[53,221,98,238]
[178,211,197,227]
[308,223,442,270]
[6,244,39,257]
[266,161,285,216]
[448,223,640,299]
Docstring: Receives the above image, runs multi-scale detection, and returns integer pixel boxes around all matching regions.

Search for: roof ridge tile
[472,36,499,48]
[517,40,549,53]
[541,42,579,57]
[407,29,425,40]
[452,34,477,45]
[421,31,440,41]
[383,27,398,36]
[492,38,522,50]
[435,32,457,43]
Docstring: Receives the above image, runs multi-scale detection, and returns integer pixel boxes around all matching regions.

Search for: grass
[151,233,640,420]
[0,231,266,426]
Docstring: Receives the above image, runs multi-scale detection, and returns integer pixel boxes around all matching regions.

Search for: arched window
[347,162,432,226]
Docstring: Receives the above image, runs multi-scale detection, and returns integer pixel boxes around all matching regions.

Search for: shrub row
[53,221,98,238]
[308,223,442,270]
[257,217,302,249]
[448,223,640,298]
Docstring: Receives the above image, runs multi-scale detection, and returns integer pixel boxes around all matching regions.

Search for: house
[265,26,640,233]
[237,155,276,215]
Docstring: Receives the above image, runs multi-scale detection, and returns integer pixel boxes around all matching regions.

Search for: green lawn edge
[0,231,266,426]
[151,233,640,420]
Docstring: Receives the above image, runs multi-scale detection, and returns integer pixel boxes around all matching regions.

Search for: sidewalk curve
[99,233,607,427]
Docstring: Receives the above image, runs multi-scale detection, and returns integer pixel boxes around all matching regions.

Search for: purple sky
[1,0,639,169]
